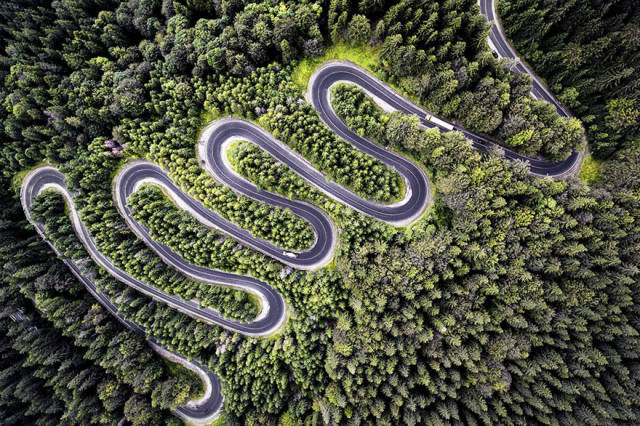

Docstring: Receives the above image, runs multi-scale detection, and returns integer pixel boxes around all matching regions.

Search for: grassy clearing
[295,41,425,118]
[245,292,262,318]
[201,108,223,125]
[291,41,381,92]
[11,160,52,192]
[579,154,603,185]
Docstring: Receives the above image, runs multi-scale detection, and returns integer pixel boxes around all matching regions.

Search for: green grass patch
[245,292,262,318]
[294,41,425,120]
[201,108,223,125]
[579,154,603,185]
[12,160,52,193]
[292,41,381,92]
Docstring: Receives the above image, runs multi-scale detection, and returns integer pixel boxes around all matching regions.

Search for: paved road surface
[20,4,582,417]
[310,62,582,178]
[19,72,434,421]
[477,0,584,173]
[201,117,431,227]
[20,168,223,424]
[479,0,570,116]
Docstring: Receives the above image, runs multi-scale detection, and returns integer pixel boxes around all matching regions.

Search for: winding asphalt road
[479,0,570,116]
[25,167,287,338]
[199,117,430,227]
[310,62,582,178]
[477,0,584,175]
[116,161,334,271]
[20,2,583,418]
[20,168,223,425]
[20,90,434,420]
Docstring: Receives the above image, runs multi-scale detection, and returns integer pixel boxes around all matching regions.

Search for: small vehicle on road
[282,251,298,259]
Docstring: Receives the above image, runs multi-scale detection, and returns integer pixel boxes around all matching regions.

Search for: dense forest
[1,0,639,425]
[500,0,640,157]
[1,194,202,425]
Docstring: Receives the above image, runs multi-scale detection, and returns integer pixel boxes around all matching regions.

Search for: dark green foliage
[368,0,586,160]
[2,0,640,424]
[201,65,405,203]
[346,14,371,46]
[0,197,196,425]
[229,141,327,203]
[323,82,640,424]
[600,139,640,193]
[331,84,387,141]
[500,0,640,157]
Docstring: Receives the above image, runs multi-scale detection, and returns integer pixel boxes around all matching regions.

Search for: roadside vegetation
[163,359,205,401]
[579,154,603,186]
[326,79,640,425]
[291,40,381,90]
[228,141,328,204]
[1,192,204,425]
[321,0,586,161]
[129,184,295,285]
[201,65,405,203]
[33,190,260,320]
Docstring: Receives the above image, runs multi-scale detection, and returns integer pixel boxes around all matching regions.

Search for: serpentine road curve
[478,0,584,174]
[198,118,430,227]
[20,168,223,424]
[310,62,582,178]
[479,0,571,116]
[20,2,581,420]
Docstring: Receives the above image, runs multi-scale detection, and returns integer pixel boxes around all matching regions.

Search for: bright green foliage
[201,65,404,203]
[0,197,199,425]
[229,141,326,203]
[346,15,371,46]
[506,128,533,146]
[579,155,604,186]
[291,41,381,90]
[324,81,640,425]
[499,102,586,160]
[330,84,387,141]
[371,0,586,161]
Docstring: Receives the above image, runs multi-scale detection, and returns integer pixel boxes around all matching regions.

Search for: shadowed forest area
[1,0,640,425]
[500,0,640,157]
